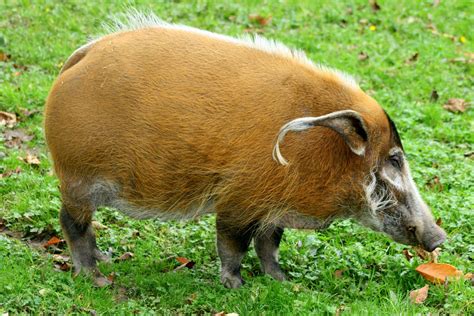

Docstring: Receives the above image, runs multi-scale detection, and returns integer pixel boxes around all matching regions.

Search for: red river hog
[44,11,446,288]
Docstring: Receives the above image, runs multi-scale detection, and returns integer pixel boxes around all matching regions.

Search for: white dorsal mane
[97,9,358,89]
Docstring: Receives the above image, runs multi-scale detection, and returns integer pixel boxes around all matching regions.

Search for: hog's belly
[277,212,334,230]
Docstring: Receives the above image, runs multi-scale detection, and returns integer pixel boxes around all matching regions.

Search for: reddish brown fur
[45,27,392,227]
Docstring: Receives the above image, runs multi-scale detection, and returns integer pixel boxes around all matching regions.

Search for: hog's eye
[389,154,403,169]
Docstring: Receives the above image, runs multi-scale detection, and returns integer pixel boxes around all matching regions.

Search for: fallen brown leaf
[186,293,197,304]
[426,176,443,191]
[23,152,41,165]
[443,98,469,113]
[335,305,346,316]
[412,246,427,260]
[4,129,34,149]
[402,249,414,261]
[412,245,440,263]
[410,284,429,304]
[416,263,464,284]
[117,252,134,261]
[0,51,10,62]
[0,111,17,128]
[13,63,28,71]
[0,166,22,179]
[91,221,108,230]
[176,256,195,269]
[334,269,344,278]
[430,90,439,101]
[446,57,473,64]
[464,151,474,159]
[43,236,63,248]
[52,254,70,264]
[405,52,419,64]
[427,23,458,41]
[248,14,272,26]
[436,217,442,227]
[358,52,369,61]
[20,108,40,118]
[107,272,116,282]
[55,262,72,272]
[369,0,381,11]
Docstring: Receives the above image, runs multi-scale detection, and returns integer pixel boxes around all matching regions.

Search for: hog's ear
[273,110,368,165]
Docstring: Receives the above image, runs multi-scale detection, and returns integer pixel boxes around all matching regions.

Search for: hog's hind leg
[60,203,111,287]
[254,226,286,281]
[216,216,254,289]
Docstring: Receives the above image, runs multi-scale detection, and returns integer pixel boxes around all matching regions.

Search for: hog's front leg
[216,215,254,288]
[254,226,286,281]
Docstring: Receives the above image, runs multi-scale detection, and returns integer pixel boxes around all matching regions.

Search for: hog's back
[45,28,301,211]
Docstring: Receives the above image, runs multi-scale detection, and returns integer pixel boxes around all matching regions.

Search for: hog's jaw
[359,148,446,252]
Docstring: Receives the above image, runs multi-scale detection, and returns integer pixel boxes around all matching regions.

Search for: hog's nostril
[424,240,442,252]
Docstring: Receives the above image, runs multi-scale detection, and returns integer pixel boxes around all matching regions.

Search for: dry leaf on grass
[402,249,414,261]
[464,151,474,159]
[334,270,344,278]
[358,52,369,61]
[416,263,464,284]
[447,52,474,64]
[43,236,63,248]
[405,52,419,64]
[107,272,116,282]
[410,284,429,304]
[117,252,134,261]
[427,24,460,42]
[0,51,10,62]
[52,254,72,271]
[52,254,70,263]
[248,14,272,26]
[0,166,22,179]
[426,176,443,191]
[335,305,346,316]
[174,257,195,271]
[91,221,108,230]
[20,108,40,118]
[443,98,469,113]
[186,293,197,304]
[0,111,17,128]
[4,129,34,148]
[369,0,381,11]
[412,245,440,263]
[430,90,439,101]
[22,152,41,165]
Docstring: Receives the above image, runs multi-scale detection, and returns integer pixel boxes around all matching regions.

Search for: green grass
[1,0,473,314]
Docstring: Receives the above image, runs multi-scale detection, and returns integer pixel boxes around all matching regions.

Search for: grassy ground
[1,0,473,314]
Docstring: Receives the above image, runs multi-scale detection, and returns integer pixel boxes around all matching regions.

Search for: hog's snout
[417,223,447,252]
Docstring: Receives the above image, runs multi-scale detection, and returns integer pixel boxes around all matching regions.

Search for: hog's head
[357,113,446,251]
[273,108,446,252]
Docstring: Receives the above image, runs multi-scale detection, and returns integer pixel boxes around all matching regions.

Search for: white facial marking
[364,171,397,216]
[379,147,407,192]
